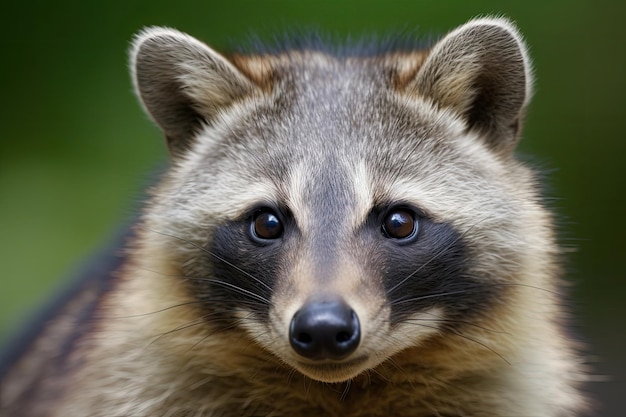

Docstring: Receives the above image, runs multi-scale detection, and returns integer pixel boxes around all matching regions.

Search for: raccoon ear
[130,27,258,157]
[411,17,533,153]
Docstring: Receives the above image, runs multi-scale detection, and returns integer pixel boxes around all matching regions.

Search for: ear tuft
[130,27,257,157]
[411,17,533,153]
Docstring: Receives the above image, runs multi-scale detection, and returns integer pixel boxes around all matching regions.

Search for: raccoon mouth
[293,355,370,383]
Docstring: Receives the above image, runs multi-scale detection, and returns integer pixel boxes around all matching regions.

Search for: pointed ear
[130,27,258,157]
[411,17,533,153]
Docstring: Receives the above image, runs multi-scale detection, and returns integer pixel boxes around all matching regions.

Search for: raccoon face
[131,18,539,383]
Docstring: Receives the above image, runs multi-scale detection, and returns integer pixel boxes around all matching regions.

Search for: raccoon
[0,17,589,417]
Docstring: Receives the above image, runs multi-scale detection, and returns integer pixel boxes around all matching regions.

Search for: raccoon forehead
[161,58,524,231]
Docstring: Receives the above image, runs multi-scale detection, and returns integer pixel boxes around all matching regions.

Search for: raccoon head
[131,18,544,384]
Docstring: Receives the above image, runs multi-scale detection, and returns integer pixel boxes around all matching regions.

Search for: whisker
[385,216,489,297]
[111,300,205,319]
[149,317,209,346]
[285,367,299,386]
[250,355,285,383]
[149,311,243,345]
[400,320,510,366]
[400,317,507,335]
[191,278,272,305]
[362,367,374,386]
[378,355,413,387]
[188,315,252,352]
[492,282,563,297]
[445,329,510,366]
[339,379,351,401]
[137,264,271,306]
[390,281,562,307]
[389,288,478,305]
[141,226,273,293]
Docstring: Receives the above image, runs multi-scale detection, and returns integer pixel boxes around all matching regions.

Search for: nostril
[336,330,351,343]
[289,298,360,361]
[295,332,312,344]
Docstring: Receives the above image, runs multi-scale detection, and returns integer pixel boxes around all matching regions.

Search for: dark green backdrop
[1,0,623,413]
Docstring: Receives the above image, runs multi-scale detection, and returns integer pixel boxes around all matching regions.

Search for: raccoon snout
[289,298,361,361]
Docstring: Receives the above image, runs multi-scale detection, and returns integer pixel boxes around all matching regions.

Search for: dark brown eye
[252,210,284,240]
[382,209,417,240]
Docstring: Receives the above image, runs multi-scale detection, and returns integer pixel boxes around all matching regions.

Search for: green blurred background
[1,0,623,413]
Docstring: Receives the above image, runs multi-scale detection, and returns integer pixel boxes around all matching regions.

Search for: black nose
[289,298,360,360]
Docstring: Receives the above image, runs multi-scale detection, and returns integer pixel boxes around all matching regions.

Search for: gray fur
[1,17,589,417]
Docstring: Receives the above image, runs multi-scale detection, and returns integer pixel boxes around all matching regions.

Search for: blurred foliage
[0,0,624,413]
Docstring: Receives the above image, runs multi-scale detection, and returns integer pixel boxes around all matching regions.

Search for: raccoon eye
[252,209,284,241]
[382,209,418,240]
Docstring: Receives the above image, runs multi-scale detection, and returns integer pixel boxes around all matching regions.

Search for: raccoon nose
[289,298,360,361]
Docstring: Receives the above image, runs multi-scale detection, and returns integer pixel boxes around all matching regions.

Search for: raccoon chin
[290,355,372,383]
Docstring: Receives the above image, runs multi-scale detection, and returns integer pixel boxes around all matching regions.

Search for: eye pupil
[253,211,283,240]
[383,209,417,239]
